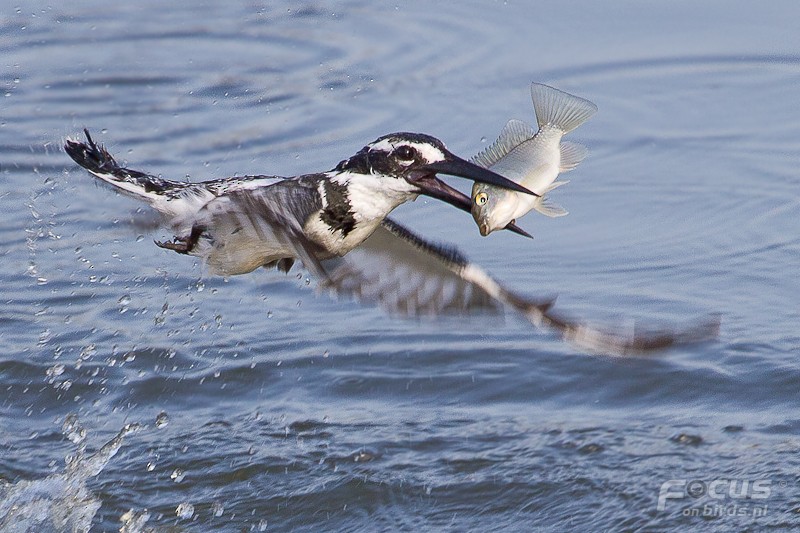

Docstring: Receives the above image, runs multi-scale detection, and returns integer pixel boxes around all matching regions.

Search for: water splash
[154,411,170,429]
[119,508,152,533]
[0,422,142,533]
[175,502,195,520]
[61,413,86,445]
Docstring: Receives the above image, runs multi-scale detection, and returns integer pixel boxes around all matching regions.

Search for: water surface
[2,1,800,531]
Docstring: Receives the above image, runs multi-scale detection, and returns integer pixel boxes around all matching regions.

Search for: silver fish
[471,83,597,236]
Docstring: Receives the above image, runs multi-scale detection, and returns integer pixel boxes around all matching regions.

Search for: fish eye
[474,192,488,206]
[393,145,417,161]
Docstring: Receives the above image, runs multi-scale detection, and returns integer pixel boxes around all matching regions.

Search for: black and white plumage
[64,130,718,355]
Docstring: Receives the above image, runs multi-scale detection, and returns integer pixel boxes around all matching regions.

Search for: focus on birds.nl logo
[657,478,773,518]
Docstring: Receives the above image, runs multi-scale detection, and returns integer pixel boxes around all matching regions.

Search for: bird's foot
[155,226,204,254]
[155,236,194,254]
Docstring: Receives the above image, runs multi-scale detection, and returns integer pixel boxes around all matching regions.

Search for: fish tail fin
[559,141,589,172]
[530,83,597,134]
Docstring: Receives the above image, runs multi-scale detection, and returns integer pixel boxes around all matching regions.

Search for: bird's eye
[475,192,489,206]
[394,145,417,161]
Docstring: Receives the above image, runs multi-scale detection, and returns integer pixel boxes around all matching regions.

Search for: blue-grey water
[2,1,799,531]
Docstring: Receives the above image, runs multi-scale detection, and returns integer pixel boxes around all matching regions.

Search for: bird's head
[334,132,537,221]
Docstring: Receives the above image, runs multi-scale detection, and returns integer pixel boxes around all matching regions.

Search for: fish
[471,82,597,236]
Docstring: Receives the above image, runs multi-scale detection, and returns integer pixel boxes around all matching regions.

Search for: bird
[64,129,718,355]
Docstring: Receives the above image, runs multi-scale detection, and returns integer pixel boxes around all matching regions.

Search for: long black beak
[408,169,533,239]
[420,154,538,196]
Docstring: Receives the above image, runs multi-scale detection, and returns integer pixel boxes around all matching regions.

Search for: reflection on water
[2,0,800,530]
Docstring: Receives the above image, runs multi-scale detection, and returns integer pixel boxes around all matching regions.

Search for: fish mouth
[409,171,532,239]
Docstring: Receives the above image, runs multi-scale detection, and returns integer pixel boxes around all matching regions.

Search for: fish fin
[530,83,597,134]
[534,199,568,218]
[543,180,570,193]
[471,119,536,168]
[559,142,588,172]
[534,180,569,217]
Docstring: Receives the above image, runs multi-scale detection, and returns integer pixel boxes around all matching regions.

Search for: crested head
[327,131,535,230]
[334,132,450,178]
[323,132,458,225]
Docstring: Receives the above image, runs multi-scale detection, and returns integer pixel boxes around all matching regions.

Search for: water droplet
[212,501,224,517]
[322,350,330,358]
[352,450,375,462]
[79,344,96,361]
[171,468,186,482]
[38,329,52,345]
[146,461,156,472]
[62,413,86,444]
[118,294,131,313]
[267,311,273,319]
[46,363,65,377]
[120,508,151,530]
[155,411,169,429]
[175,502,194,520]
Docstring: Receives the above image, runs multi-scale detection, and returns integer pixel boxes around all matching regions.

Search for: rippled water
[2,1,800,531]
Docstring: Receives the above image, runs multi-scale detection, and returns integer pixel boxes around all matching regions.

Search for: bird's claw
[155,237,194,254]
[155,225,205,254]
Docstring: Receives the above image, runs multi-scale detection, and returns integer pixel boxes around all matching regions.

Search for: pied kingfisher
[64,129,718,354]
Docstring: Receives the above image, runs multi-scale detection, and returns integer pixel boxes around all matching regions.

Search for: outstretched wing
[64,129,286,222]
[319,218,719,355]
[319,218,551,316]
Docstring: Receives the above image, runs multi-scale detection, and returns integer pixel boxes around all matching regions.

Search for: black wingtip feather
[64,128,120,174]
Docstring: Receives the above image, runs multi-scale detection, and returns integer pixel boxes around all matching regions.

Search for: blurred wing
[320,218,552,316]
[321,218,719,355]
[191,183,329,278]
